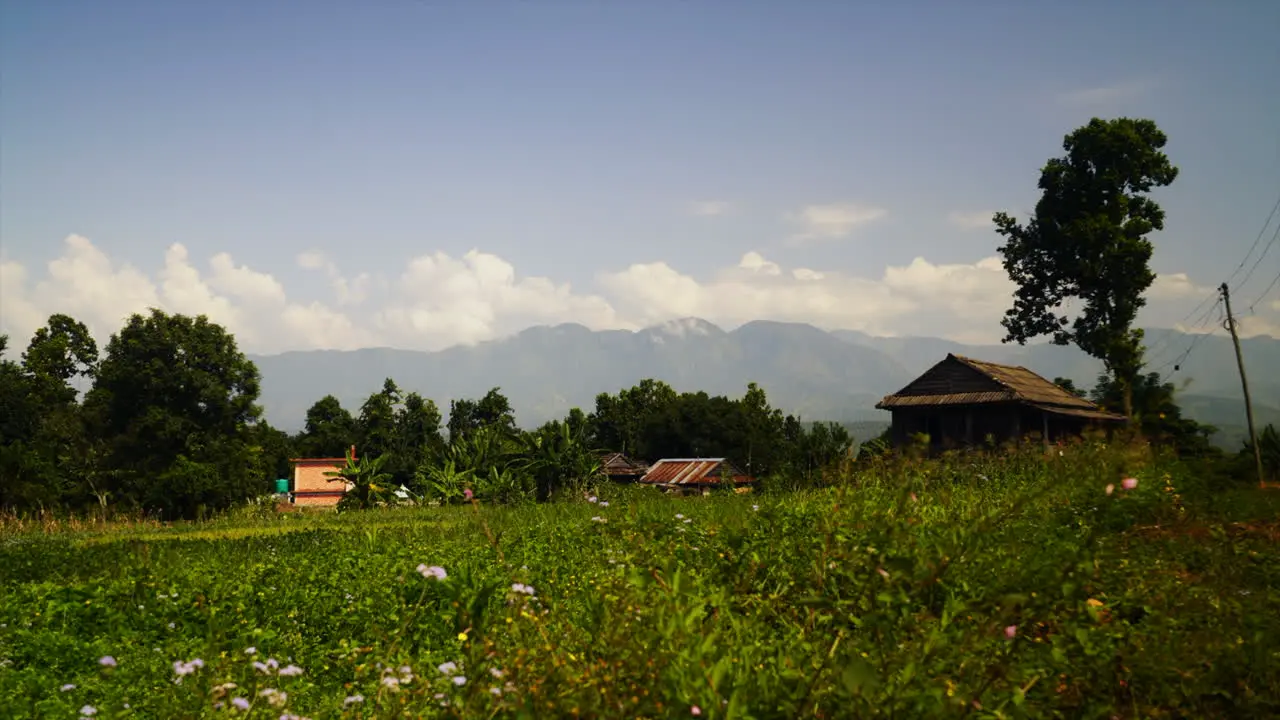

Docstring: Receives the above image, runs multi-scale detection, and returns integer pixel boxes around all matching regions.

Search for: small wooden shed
[875,354,1125,450]
[597,451,650,483]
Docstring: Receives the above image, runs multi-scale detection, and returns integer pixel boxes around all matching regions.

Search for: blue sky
[2,0,1279,353]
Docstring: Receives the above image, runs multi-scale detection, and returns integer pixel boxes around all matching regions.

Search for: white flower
[452,675,467,686]
[437,661,458,676]
[417,564,448,580]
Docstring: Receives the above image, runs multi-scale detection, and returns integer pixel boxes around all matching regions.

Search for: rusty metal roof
[876,354,1124,421]
[640,458,755,486]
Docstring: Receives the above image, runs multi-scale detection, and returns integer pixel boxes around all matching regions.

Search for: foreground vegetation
[3,442,1278,719]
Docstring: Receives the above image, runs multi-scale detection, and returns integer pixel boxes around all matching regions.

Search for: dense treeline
[0,311,854,518]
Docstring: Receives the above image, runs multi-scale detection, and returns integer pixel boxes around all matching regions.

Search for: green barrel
[275,478,289,494]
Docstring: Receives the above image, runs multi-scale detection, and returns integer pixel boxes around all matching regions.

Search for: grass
[2,442,1279,718]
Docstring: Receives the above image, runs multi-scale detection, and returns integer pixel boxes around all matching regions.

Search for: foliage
[325,452,396,512]
[1090,371,1220,457]
[994,117,1179,417]
[3,443,1279,718]
[1241,424,1280,483]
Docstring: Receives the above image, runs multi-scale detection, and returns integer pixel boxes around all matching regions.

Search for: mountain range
[248,319,1280,449]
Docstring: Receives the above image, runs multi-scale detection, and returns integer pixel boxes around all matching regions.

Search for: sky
[3,0,1279,362]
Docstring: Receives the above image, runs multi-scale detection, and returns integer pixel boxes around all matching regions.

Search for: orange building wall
[291,459,350,507]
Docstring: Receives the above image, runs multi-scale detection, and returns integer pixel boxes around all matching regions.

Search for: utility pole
[1221,283,1266,487]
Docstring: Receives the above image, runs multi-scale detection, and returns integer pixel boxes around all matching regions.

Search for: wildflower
[418,564,448,580]
[489,668,505,678]
[231,697,250,711]
[1121,477,1138,491]
[168,622,175,629]
[591,516,606,523]
[278,664,303,677]
[253,661,271,674]
[1004,625,1017,639]
[752,504,759,511]
[381,676,400,689]
[675,513,685,519]
[490,686,503,696]
[343,695,364,706]
[452,675,467,686]
[437,661,459,676]
[512,583,536,595]
[464,487,474,500]
[259,688,288,707]
[683,518,692,524]
[173,658,204,676]
[599,501,610,507]
[79,706,97,717]
[98,655,117,667]
[1105,484,1115,495]
[692,706,702,716]
[61,684,76,692]
[587,496,598,503]
[244,646,257,655]
[458,631,469,642]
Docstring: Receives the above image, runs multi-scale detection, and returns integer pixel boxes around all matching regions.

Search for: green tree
[358,378,401,459]
[447,387,516,443]
[324,452,395,511]
[82,309,263,518]
[299,395,358,457]
[1090,372,1217,457]
[994,117,1179,418]
[21,313,98,406]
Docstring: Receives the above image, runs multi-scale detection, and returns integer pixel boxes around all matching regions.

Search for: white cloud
[2,235,1275,358]
[296,250,371,305]
[947,210,996,231]
[689,200,732,217]
[1056,80,1152,108]
[786,203,887,245]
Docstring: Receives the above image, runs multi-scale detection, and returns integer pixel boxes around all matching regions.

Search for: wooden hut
[597,451,650,483]
[875,354,1125,450]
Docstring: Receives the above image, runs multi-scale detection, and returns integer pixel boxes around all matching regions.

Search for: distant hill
[248,320,1279,449]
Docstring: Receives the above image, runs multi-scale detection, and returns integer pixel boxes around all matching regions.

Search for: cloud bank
[1,234,1274,356]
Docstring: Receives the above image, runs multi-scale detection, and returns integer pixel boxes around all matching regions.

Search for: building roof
[640,458,755,486]
[876,354,1125,421]
[597,451,649,475]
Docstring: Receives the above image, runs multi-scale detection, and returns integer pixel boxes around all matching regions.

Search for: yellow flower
[458,632,469,642]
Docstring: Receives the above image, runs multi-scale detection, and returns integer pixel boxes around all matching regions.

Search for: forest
[0,308,856,518]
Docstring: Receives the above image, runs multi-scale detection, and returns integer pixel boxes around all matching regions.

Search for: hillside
[249,320,1280,448]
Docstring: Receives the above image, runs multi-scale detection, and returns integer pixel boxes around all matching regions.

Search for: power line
[1233,216,1280,295]
[1147,299,1223,377]
[1226,191,1280,289]
[1250,267,1280,313]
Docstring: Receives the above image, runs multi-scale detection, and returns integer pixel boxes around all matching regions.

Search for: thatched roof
[876,354,1125,421]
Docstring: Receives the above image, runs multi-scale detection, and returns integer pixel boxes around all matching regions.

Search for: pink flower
[691,706,702,716]
[1004,625,1017,639]
[463,488,474,500]
[1121,477,1138,491]
[1105,484,1115,495]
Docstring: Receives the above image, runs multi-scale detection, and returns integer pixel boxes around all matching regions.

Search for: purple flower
[231,696,250,711]
[418,564,448,580]
[278,664,303,677]
[98,655,117,667]
[343,695,364,706]
[60,683,76,692]
[437,661,458,676]
[452,675,467,686]
[587,496,598,503]
[79,706,96,717]
[598,501,610,507]
[511,582,536,596]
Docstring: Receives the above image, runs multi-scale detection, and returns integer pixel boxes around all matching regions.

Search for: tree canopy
[994,117,1179,417]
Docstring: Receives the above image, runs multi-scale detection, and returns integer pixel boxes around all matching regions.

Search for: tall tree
[994,117,1178,418]
[82,310,263,518]
[21,313,98,406]
[300,395,358,457]
[447,387,515,443]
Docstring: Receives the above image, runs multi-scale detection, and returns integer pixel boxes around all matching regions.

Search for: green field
[3,444,1279,719]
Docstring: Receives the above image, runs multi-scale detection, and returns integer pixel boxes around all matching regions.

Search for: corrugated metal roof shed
[640,458,755,486]
[598,451,649,476]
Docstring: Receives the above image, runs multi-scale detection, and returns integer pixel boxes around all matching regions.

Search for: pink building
[289,446,355,507]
